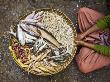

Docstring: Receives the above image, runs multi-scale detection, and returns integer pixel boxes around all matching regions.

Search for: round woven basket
[9,8,77,76]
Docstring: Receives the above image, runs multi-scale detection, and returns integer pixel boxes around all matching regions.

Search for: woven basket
[9,8,77,76]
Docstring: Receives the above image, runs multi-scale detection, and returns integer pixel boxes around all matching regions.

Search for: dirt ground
[0,0,110,82]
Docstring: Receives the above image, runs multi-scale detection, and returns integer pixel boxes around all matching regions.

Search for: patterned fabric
[99,32,110,46]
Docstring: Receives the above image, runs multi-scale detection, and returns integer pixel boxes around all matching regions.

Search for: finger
[75,41,79,45]
[83,37,87,41]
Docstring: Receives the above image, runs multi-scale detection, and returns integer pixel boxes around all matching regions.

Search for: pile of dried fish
[9,10,74,75]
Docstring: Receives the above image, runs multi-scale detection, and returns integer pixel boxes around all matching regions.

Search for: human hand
[75,40,85,46]
[75,36,85,46]
[77,33,86,40]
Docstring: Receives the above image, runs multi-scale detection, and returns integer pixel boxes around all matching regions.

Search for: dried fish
[38,11,44,16]
[49,60,57,67]
[47,46,71,63]
[35,49,51,61]
[38,43,47,52]
[34,15,43,21]
[24,32,36,43]
[38,28,61,48]
[9,10,75,75]
[20,23,60,48]
[10,24,38,45]
[43,59,49,65]
[25,37,35,43]
[34,11,44,19]
[17,24,25,46]
[36,22,46,28]
[21,19,39,24]
[33,38,46,53]
[19,23,41,37]
[25,11,36,20]
[21,11,44,26]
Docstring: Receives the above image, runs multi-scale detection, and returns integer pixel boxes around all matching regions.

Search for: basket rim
[9,8,77,76]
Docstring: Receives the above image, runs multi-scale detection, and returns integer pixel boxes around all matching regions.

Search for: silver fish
[17,24,25,45]
[25,11,36,20]
[37,27,61,48]
[34,11,44,19]
[38,11,44,16]
[19,23,41,37]
[24,32,36,43]
[33,38,47,53]
[21,19,39,24]
[34,15,43,20]
[22,11,44,25]
[9,24,37,45]
[36,22,45,28]
[24,32,36,40]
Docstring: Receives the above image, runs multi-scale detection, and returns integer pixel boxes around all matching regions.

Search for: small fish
[21,19,39,24]
[35,49,51,61]
[17,24,25,46]
[25,11,36,20]
[33,38,45,52]
[53,49,60,56]
[37,27,61,48]
[36,22,45,28]
[24,32,36,43]
[34,11,44,19]
[30,55,37,61]
[49,61,57,67]
[37,43,47,53]
[34,15,43,20]
[22,11,44,25]
[43,59,49,65]
[25,38,35,44]
[33,13,39,19]
[38,11,44,16]
[19,23,41,37]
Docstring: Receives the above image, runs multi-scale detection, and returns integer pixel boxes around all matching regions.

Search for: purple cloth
[99,32,110,46]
